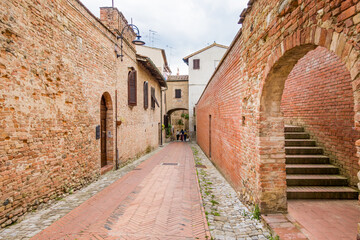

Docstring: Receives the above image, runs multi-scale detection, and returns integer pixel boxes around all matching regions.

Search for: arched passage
[259,40,360,212]
[100,92,114,168]
[166,108,189,138]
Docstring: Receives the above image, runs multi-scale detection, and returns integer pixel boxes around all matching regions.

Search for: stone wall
[281,46,360,186]
[0,0,163,227]
[196,0,360,213]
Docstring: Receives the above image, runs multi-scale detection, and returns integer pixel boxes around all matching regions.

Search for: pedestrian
[176,130,180,141]
[180,129,184,141]
[184,130,187,142]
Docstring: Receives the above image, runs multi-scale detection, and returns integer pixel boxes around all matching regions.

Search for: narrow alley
[7,143,210,239]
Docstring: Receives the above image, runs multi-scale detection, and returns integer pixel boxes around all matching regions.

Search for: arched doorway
[100,92,114,168]
[166,108,189,139]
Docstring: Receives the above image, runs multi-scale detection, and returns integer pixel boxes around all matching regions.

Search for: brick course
[0,0,163,227]
[196,0,360,213]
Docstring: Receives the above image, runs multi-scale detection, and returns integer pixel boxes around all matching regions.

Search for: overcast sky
[80,0,247,74]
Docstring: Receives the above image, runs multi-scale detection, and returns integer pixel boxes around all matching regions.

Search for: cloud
[80,0,247,74]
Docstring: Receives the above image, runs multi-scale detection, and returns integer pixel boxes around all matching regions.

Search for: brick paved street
[0,143,210,239]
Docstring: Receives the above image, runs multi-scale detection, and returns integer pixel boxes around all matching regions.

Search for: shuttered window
[193,59,200,69]
[175,89,181,98]
[151,87,155,109]
[128,70,137,106]
[143,81,148,109]
[151,87,160,109]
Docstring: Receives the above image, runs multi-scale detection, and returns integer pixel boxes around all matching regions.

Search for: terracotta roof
[167,75,189,81]
[136,54,167,88]
[182,42,228,65]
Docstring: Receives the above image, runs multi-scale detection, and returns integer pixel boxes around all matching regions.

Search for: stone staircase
[285,125,359,199]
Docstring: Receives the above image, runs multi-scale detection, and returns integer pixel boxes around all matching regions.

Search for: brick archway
[259,29,360,213]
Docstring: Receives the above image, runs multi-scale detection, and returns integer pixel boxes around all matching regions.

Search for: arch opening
[259,44,359,213]
[100,92,114,169]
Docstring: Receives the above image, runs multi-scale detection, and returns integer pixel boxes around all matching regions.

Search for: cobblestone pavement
[190,143,271,240]
[0,143,210,239]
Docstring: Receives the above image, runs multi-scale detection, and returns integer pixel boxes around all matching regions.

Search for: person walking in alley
[184,130,188,142]
[180,129,184,141]
[176,130,180,141]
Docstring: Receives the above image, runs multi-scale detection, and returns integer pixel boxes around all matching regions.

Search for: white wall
[188,45,227,135]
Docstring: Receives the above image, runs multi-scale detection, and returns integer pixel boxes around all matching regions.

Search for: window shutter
[151,87,155,109]
[193,59,200,69]
[128,70,137,106]
[144,81,148,109]
[175,89,181,98]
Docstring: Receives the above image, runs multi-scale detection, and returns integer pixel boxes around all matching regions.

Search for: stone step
[287,186,359,199]
[285,147,323,155]
[286,164,339,174]
[284,125,304,132]
[285,132,310,139]
[285,139,316,147]
[286,155,330,164]
[286,174,348,186]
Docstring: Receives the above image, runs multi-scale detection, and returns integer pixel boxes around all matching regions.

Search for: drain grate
[162,163,179,166]
[195,164,207,168]
[133,168,141,170]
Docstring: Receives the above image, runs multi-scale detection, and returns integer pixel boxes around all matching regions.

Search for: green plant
[184,113,189,120]
[177,119,184,125]
[251,204,260,220]
[210,199,219,206]
[267,235,280,240]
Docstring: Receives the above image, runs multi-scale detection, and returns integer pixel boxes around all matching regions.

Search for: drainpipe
[160,87,167,146]
[115,90,119,170]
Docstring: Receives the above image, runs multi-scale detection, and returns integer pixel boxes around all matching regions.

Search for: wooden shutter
[144,81,148,109]
[151,87,155,109]
[193,59,200,69]
[128,70,137,106]
[175,89,181,98]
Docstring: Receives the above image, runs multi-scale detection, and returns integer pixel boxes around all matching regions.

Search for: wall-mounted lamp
[115,23,145,61]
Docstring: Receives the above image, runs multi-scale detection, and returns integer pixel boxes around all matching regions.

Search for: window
[151,87,159,109]
[193,59,200,69]
[143,81,148,109]
[128,69,137,106]
[175,89,181,98]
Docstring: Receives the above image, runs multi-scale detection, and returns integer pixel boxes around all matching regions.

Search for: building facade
[0,1,166,228]
[183,43,228,138]
[165,75,189,138]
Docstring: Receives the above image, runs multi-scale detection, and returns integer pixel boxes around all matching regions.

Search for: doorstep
[262,214,308,240]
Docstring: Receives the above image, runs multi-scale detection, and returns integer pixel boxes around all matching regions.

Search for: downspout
[115,90,119,170]
[160,86,168,146]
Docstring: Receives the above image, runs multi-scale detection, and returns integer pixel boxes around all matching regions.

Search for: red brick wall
[196,0,360,213]
[0,0,163,227]
[281,46,360,186]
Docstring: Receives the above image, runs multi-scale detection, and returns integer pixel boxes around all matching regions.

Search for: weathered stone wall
[281,46,360,186]
[197,0,360,213]
[0,0,162,227]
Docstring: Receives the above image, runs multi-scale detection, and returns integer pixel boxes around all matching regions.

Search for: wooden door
[101,96,107,167]
[209,115,212,158]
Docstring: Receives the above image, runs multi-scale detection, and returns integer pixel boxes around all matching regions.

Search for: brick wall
[0,0,163,227]
[281,46,360,186]
[197,0,360,213]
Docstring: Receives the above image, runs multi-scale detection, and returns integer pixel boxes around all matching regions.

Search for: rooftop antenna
[149,30,157,47]
[112,0,114,8]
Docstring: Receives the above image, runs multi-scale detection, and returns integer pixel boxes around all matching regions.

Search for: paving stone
[190,143,270,240]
